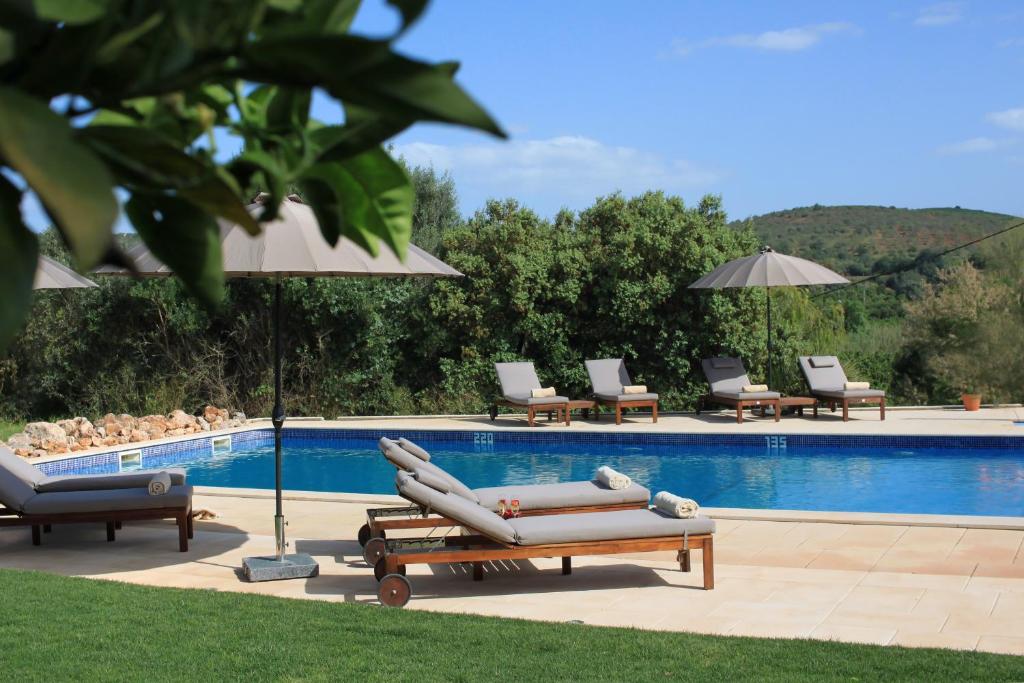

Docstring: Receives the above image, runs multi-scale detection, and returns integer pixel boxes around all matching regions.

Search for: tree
[0,0,503,352]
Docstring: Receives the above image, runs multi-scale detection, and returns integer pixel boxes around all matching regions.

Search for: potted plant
[961,391,982,412]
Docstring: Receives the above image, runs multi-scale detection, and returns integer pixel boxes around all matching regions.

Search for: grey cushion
[812,388,886,399]
[474,481,650,512]
[509,508,716,546]
[381,442,479,503]
[503,394,569,406]
[495,361,543,398]
[412,468,451,494]
[397,438,430,462]
[395,471,515,543]
[0,465,38,511]
[809,356,835,368]
[36,468,187,493]
[594,392,659,402]
[712,390,781,401]
[0,445,44,487]
[21,485,193,515]
[585,358,631,396]
[702,357,765,396]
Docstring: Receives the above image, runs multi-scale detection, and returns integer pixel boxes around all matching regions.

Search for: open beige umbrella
[97,195,462,580]
[34,255,97,290]
[689,246,848,388]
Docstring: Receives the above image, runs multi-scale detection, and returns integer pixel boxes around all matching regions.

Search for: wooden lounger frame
[375,530,714,606]
[360,500,647,544]
[489,399,568,427]
[814,394,886,422]
[592,397,658,425]
[0,503,194,551]
[696,394,780,424]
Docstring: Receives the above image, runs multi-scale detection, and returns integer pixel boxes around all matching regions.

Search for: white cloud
[936,137,1016,155]
[672,22,857,56]
[914,2,965,27]
[987,107,1024,131]
[395,136,720,205]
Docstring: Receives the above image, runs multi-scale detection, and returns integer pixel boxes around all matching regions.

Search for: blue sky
[347,0,1024,220]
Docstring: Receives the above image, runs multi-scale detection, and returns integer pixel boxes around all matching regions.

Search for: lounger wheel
[378,574,411,608]
[363,536,387,566]
[488,405,498,421]
[374,557,405,582]
[357,524,372,547]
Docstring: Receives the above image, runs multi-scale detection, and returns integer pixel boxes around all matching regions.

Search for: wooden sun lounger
[489,398,568,427]
[374,531,714,607]
[697,393,781,424]
[0,502,194,551]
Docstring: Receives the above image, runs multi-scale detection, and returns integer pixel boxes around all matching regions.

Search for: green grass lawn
[0,569,1020,681]
[0,419,24,442]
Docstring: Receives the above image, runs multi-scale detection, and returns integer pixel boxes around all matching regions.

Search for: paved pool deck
[3,406,1021,656]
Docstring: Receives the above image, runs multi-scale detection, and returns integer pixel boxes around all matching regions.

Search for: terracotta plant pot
[961,394,982,411]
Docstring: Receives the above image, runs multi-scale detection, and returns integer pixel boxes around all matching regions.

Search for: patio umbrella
[34,255,97,290]
[688,246,848,388]
[97,194,462,580]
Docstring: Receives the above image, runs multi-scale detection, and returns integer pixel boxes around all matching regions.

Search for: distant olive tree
[0,0,503,352]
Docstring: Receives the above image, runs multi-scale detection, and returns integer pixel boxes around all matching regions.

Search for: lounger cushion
[502,395,569,406]
[412,468,451,494]
[36,468,188,493]
[702,357,764,396]
[21,485,193,515]
[585,358,630,394]
[812,389,886,399]
[495,362,542,396]
[710,358,736,369]
[381,442,479,502]
[0,445,44,487]
[473,481,651,512]
[395,471,516,543]
[0,465,37,511]
[809,356,835,368]
[397,438,430,462]
[509,508,716,546]
[711,391,780,401]
[593,392,659,402]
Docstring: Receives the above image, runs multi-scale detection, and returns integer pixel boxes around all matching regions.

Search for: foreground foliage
[0,0,502,352]
[0,569,1019,682]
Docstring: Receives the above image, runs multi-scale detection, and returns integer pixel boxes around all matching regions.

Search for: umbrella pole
[273,277,286,561]
[766,287,773,389]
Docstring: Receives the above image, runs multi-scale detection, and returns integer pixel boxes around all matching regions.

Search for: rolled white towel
[653,491,699,519]
[148,471,171,496]
[844,381,870,390]
[596,465,631,490]
[531,387,556,398]
[742,384,768,393]
[622,385,647,394]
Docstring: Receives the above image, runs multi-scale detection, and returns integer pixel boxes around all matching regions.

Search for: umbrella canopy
[688,246,848,289]
[95,195,462,576]
[689,246,849,390]
[34,255,97,290]
[98,195,462,279]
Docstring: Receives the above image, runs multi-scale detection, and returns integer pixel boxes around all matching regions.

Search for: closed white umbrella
[97,195,462,580]
[34,255,97,290]
[689,246,848,387]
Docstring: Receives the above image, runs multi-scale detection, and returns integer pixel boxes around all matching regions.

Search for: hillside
[730,205,1019,275]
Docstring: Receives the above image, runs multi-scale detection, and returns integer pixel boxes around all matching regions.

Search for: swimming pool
[41,428,1024,517]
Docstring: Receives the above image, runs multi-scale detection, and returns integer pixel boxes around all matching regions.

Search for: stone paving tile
[912,588,999,619]
[811,623,896,646]
[975,635,1024,656]
[943,613,1024,638]
[832,585,925,615]
[860,570,970,591]
[891,631,980,651]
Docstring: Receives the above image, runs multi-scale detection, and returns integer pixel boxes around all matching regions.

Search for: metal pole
[766,287,773,389]
[272,277,286,561]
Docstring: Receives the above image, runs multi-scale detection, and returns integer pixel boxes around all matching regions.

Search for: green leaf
[94,11,164,64]
[299,146,412,259]
[241,36,505,138]
[0,86,117,269]
[79,125,259,234]
[311,104,411,161]
[229,149,287,221]
[124,194,224,308]
[0,175,38,354]
[32,0,109,24]
[386,0,428,35]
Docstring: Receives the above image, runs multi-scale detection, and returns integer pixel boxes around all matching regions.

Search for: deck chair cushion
[412,468,451,494]
[395,471,515,543]
[474,480,651,512]
[811,388,886,399]
[702,357,774,398]
[397,438,430,462]
[0,446,44,511]
[21,485,193,515]
[36,468,188,493]
[711,390,780,401]
[381,441,479,503]
[509,509,712,548]
[495,362,568,404]
[0,444,44,487]
[509,508,716,546]
[593,391,659,402]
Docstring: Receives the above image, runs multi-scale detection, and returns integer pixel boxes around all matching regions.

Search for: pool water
[153,436,1023,517]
